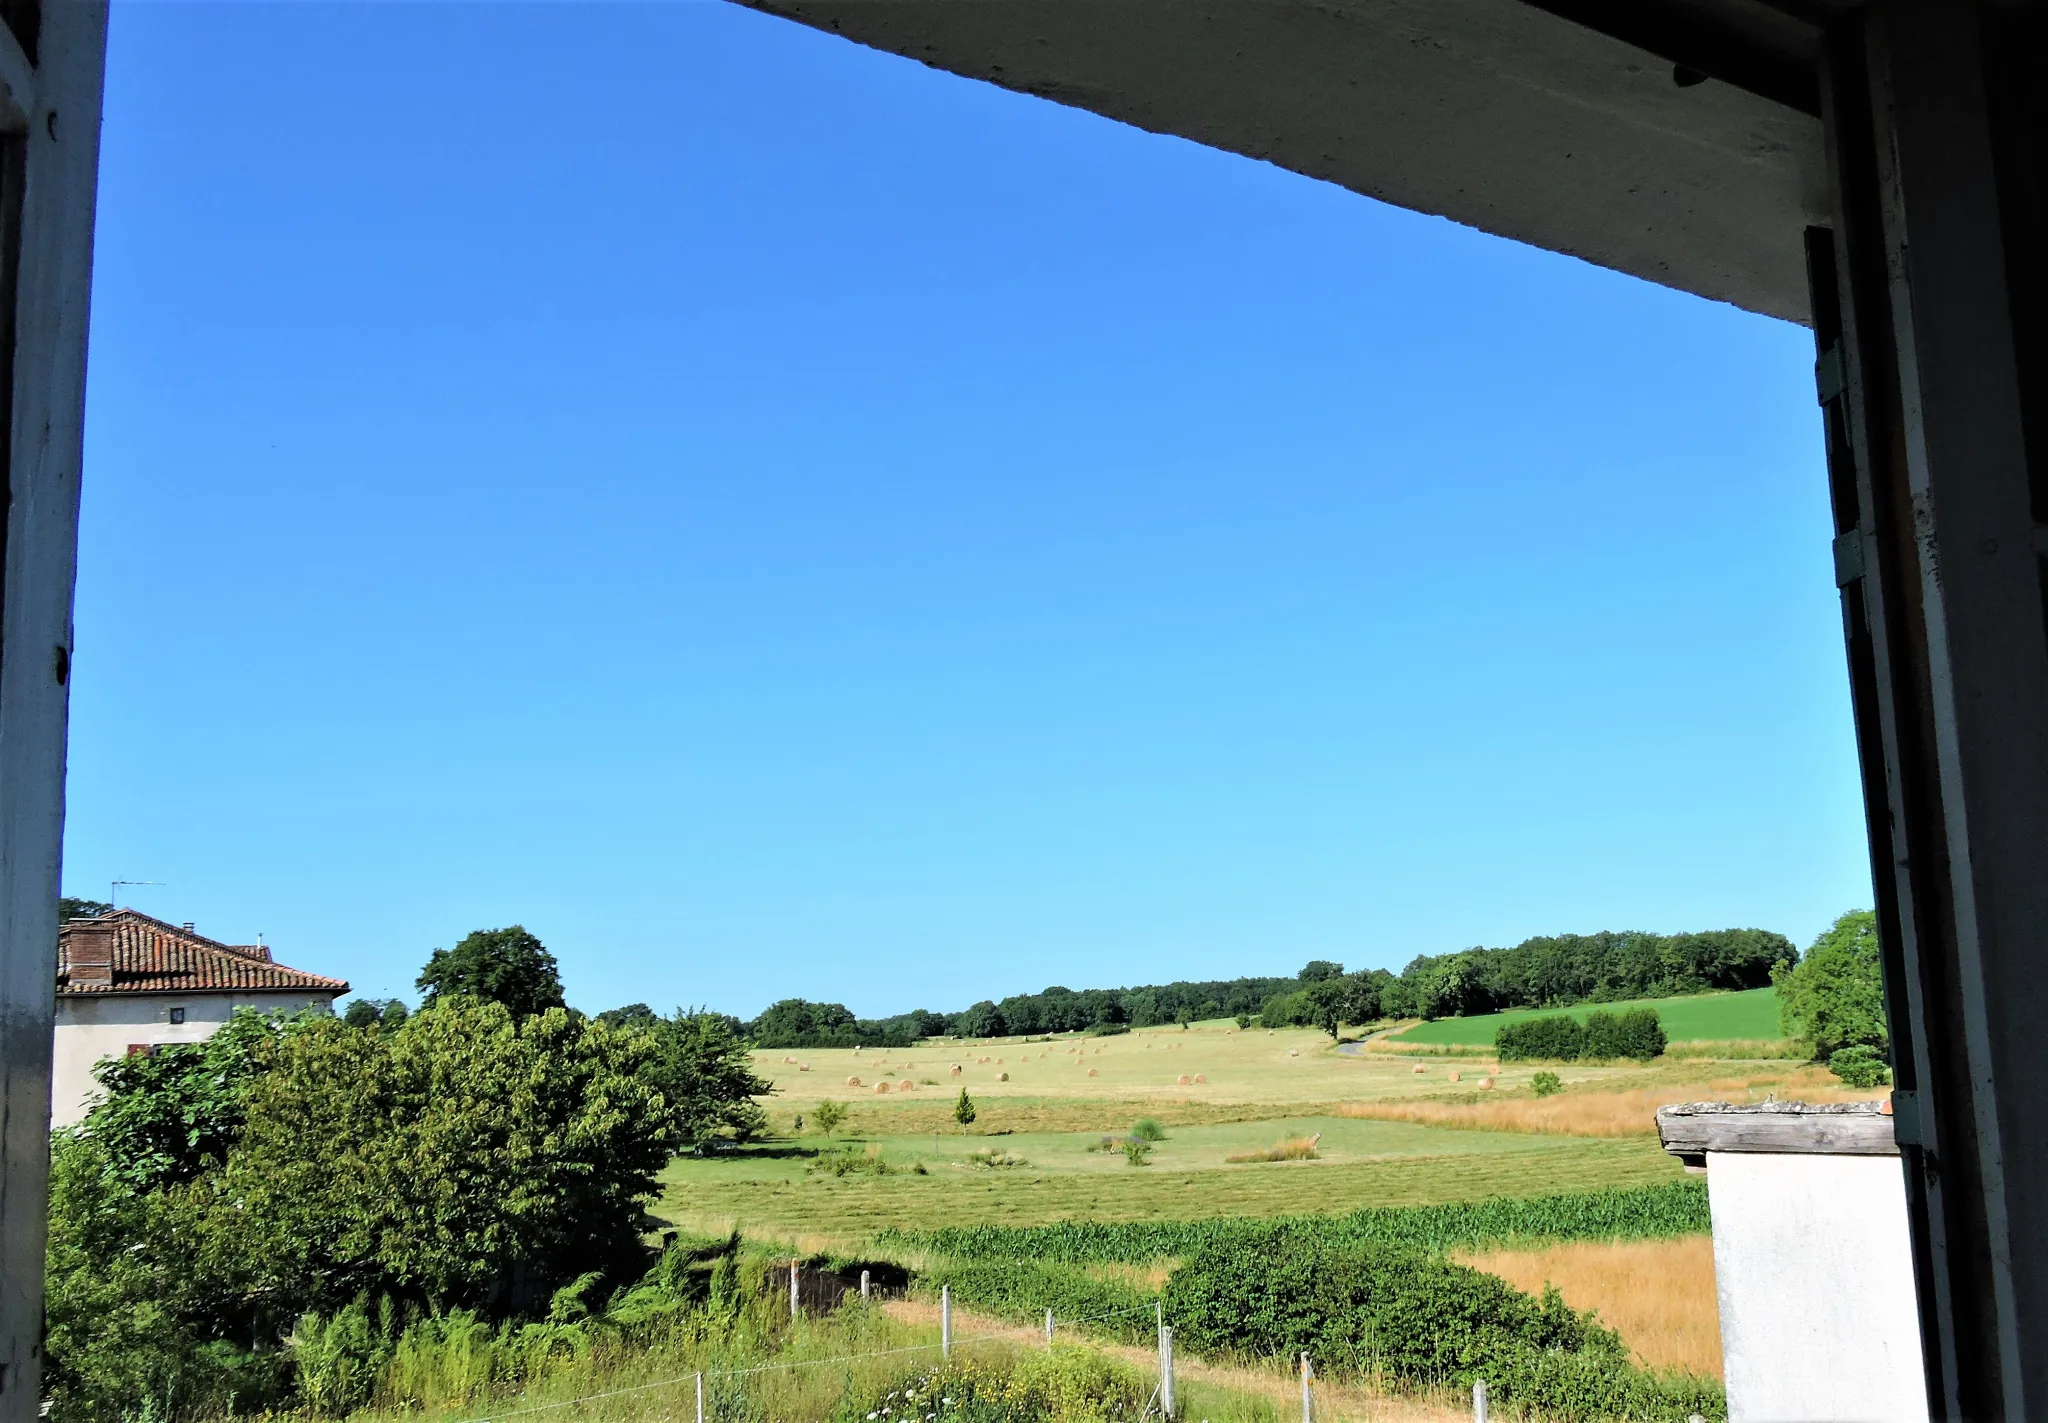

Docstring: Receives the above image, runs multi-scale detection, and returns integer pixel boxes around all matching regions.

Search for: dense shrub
[1162,1233,1723,1418]
[1585,1008,1667,1060]
[1497,1010,1663,1062]
[1531,1071,1562,1097]
[921,1261,1154,1344]
[1828,1044,1891,1087]
[1496,1015,1587,1062]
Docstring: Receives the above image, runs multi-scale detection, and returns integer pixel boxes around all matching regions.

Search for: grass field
[1384,987,1782,1047]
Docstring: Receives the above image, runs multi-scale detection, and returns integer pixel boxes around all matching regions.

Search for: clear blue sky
[68,1,1870,1019]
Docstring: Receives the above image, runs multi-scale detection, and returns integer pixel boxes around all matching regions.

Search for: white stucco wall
[52,993,336,1128]
[1707,1150,1929,1423]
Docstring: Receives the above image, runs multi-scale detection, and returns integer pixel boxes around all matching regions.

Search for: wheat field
[1456,1236,1723,1378]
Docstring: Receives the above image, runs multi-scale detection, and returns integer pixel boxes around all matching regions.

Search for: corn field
[884,1179,1709,1265]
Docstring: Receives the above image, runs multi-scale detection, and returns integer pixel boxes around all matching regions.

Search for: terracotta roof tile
[57,909,349,996]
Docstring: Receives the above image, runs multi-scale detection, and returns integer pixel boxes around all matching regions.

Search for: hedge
[1497,1009,1665,1062]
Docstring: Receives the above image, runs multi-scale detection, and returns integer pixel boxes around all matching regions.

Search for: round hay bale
[996,1071,1009,1081]
[1288,1049,1299,1057]
[1412,1065,1426,1074]
[846,1076,862,1087]
[995,1057,1004,1064]
[898,1080,916,1092]
[1087,1068,1098,1077]
[1478,1077,1495,1090]
[1448,1070,1462,1083]
[1176,1074,1191,1085]
[875,1082,890,1094]
[1193,1073,1207,1083]
[949,1064,962,1075]
[783,1055,797,1064]
[798,1063,810,1072]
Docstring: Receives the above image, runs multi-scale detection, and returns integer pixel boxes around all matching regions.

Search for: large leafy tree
[71,1008,286,1191]
[1775,910,1888,1062]
[415,925,565,1019]
[201,997,671,1317]
[645,1008,770,1151]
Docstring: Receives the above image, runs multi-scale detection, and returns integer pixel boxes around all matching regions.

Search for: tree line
[726,928,1797,1046]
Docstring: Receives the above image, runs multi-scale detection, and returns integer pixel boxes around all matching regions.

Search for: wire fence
[453,1297,1168,1423]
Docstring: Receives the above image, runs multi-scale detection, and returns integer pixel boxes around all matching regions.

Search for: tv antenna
[109,879,163,910]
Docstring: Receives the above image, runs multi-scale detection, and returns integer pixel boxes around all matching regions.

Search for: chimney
[64,921,115,987]
[181,921,195,933]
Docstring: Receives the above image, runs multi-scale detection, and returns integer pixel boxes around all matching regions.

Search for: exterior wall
[1706,1150,1929,1422]
[51,992,335,1128]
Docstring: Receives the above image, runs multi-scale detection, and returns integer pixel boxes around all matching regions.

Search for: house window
[169,1007,186,1025]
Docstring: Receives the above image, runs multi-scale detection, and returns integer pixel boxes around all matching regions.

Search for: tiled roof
[57,908,349,996]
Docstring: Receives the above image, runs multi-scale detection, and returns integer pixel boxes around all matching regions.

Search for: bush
[811,1099,848,1135]
[1496,1010,1663,1062]
[1161,1231,1723,1417]
[1496,1015,1587,1062]
[1531,1071,1562,1097]
[1084,1021,1130,1037]
[1121,1139,1152,1166]
[1129,1118,1166,1141]
[919,1262,1153,1345]
[1586,1008,1666,1060]
[1828,1044,1891,1087]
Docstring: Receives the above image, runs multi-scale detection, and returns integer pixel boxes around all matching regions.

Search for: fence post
[1473,1380,1488,1423]
[1159,1324,1175,1419]
[861,1268,871,1302]
[790,1260,800,1319]
[1300,1352,1312,1423]
[1045,1307,1054,1344]
[695,1371,704,1423]
[942,1285,952,1358]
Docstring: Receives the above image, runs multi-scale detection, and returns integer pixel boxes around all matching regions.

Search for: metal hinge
[1815,343,1847,406]
[1833,530,1866,587]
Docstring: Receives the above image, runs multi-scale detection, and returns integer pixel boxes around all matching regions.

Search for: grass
[1385,987,1781,1047]
[654,1136,1686,1244]
[1457,1235,1722,1378]
[1224,1135,1322,1163]
[1334,1066,1882,1138]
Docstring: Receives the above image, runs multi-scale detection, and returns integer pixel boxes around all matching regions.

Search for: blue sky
[68,1,1869,1018]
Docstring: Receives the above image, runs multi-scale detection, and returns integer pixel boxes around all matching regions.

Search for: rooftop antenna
[109,879,163,910]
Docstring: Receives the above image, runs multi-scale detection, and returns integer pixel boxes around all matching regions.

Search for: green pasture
[653,1130,1682,1244]
[1386,986,1781,1047]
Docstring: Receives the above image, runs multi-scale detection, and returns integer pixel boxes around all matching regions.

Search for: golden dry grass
[1224,1134,1322,1163]
[1335,1068,1884,1138]
[1455,1236,1722,1378]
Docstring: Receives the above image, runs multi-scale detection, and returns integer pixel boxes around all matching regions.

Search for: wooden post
[789,1260,799,1319]
[1159,1324,1174,1418]
[1045,1307,1054,1343]
[861,1268,871,1301]
[694,1372,704,1423]
[1473,1379,1488,1423]
[941,1285,952,1357]
[1300,1352,1312,1423]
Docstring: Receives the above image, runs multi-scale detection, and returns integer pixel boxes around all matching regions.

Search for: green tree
[195,997,673,1319]
[811,1099,848,1136]
[1775,910,1888,1063]
[644,1008,771,1151]
[415,925,565,1019]
[380,998,410,1032]
[954,1087,977,1128]
[342,998,380,1029]
[70,1008,286,1191]
[59,896,110,921]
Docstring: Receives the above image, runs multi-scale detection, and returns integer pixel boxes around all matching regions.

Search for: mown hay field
[654,1135,1686,1245]
[1385,987,1781,1047]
